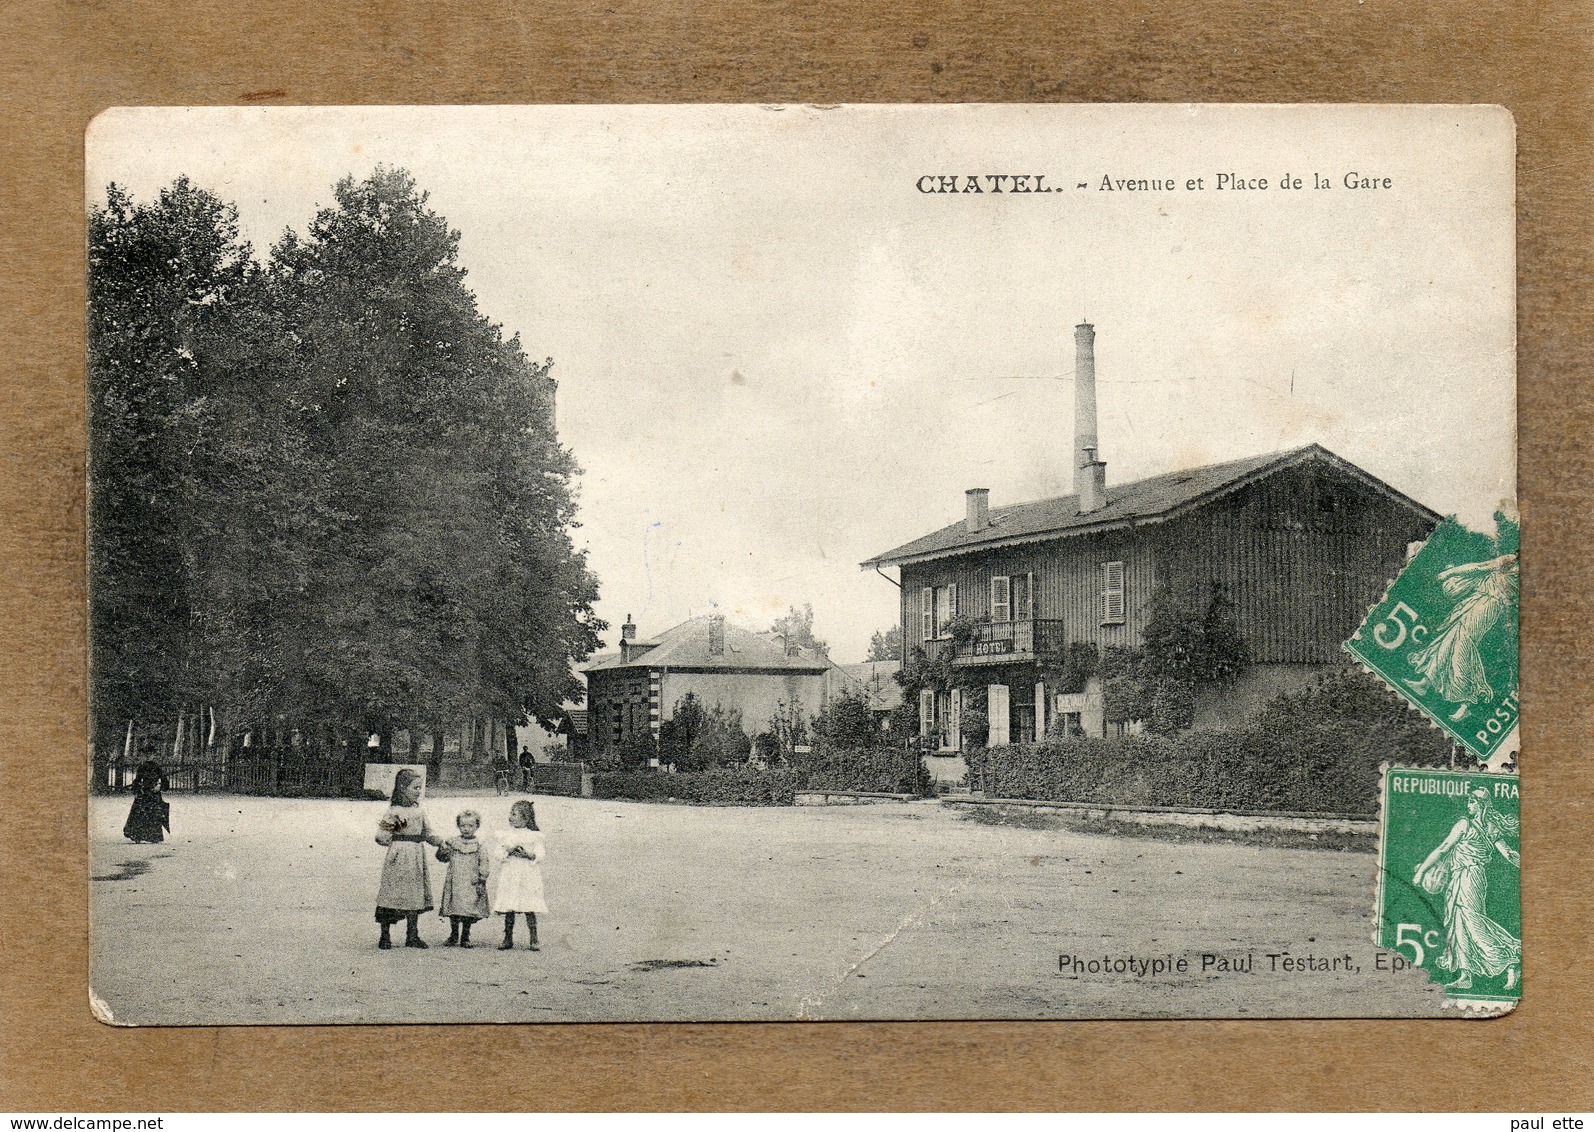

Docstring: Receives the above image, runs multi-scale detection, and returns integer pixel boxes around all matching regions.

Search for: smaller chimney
[965,488,990,534]
[621,615,637,642]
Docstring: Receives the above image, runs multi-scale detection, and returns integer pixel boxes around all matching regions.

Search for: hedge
[791,745,929,795]
[590,746,931,806]
[967,719,1452,817]
[592,767,803,806]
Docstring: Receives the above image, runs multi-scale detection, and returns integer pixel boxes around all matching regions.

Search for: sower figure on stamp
[374,768,444,949]
[1413,786,1521,991]
[1405,553,1518,722]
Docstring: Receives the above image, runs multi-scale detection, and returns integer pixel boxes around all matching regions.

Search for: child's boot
[405,913,428,949]
[459,919,474,949]
[444,918,460,947]
[498,912,516,950]
[527,913,541,951]
[378,922,393,950]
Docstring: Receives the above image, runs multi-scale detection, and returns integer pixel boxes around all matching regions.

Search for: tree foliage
[1101,584,1250,734]
[812,687,878,750]
[866,625,902,662]
[88,168,604,758]
[770,603,828,658]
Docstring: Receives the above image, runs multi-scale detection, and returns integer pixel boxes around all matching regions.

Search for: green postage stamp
[1377,768,1521,1008]
[1345,514,1519,763]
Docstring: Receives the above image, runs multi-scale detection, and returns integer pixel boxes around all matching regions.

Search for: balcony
[953,619,1067,665]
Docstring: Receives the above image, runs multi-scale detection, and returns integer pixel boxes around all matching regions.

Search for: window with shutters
[934,583,957,637]
[919,689,935,738]
[1101,561,1126,625]
[987,683,1011,747]
[1013,572,1033,621]
[921,587,934,641]
[990,576,1011,622]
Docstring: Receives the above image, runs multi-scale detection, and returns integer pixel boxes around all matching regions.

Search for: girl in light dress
[491,799,547,951]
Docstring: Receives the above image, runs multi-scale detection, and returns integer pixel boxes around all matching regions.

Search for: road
[89,791,1449,1024]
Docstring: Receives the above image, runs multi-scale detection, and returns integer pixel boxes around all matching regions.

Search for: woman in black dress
[123,759,169,843]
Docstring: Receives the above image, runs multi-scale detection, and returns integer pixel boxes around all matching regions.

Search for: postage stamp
[1345,514,1520,764]
[1376,767,1521,1009]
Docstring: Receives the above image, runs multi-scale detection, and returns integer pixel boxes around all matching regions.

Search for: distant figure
[492,750,514,795]
[122,759,169,844]
[436,809,491,947]
[518,745,536,790]
[373,768,444,950]
[491,799,547,951]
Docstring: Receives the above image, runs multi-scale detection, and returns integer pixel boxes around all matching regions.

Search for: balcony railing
[954,619,1067,663]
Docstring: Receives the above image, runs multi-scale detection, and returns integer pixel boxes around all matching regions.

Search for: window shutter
[919,689,935,737]
[921,587,934,641]
[1022,571,1035,621]
[987,684,1011,747]
[1102,561,1126,625]
[948,583,958,617]
[990,576,1010,623]
[949,688,962,750]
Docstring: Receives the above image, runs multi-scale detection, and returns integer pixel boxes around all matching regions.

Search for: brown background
[2,0,1590,1112]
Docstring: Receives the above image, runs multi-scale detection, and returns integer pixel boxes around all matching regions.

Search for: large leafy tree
[89,168,604,760]
[267,167,603,742]
[89,178,325,755]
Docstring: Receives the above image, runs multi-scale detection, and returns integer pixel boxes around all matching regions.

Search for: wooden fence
[529,762,591,797]
[100,754,358,796]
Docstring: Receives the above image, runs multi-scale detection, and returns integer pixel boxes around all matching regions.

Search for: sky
[87,105,1516,663]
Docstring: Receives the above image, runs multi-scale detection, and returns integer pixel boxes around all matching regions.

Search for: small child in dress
[436,809,491,947]
[373,768,444,950]
[491,799,547,951]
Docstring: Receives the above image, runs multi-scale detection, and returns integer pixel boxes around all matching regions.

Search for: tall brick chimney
[1074,322,1107,514]
[965,488,990,533]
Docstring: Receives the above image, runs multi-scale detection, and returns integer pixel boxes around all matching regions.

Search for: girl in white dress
[491,799,547,951]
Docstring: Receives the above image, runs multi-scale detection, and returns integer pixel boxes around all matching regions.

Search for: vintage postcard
[86,104,1516,1024]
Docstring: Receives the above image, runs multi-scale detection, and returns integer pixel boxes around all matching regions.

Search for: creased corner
[90,988,131,1027]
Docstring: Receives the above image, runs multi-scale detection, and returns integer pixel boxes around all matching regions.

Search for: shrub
[591,733,658,772]
[792,743,923,794]
[753,696,810,765]
[592,766,802,806]
[660,694,752,771]
[812,688,878,750]
[968,668,1454,815]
